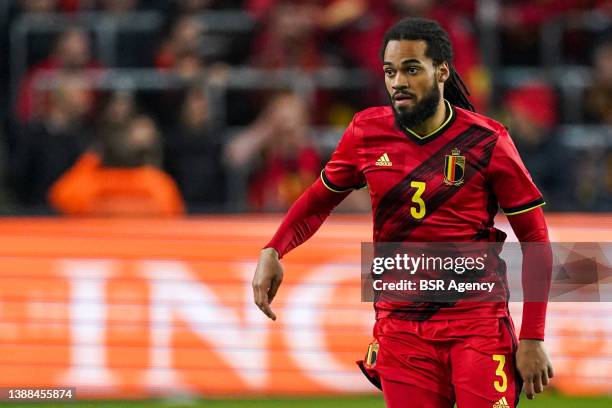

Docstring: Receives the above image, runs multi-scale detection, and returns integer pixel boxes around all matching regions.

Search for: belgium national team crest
[444,148,465,186]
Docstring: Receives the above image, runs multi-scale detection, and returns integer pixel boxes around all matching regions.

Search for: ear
[437,62,450,83]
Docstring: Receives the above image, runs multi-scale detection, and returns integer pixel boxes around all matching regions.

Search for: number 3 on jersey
[410,181,426,219]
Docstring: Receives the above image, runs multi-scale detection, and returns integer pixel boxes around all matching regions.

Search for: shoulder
[352,106,394,125]
[453,106,507,137]
[347,106,395,142]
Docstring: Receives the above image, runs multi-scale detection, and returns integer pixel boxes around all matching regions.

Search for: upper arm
[321,118,366,193]
[487,128,545,216]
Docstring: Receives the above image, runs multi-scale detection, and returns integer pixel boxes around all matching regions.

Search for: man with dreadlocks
[252,18,553,407]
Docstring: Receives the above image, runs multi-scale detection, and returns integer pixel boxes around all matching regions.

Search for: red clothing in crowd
[248,146,321,210]
[335,0,488,109]
[15,58,103,123]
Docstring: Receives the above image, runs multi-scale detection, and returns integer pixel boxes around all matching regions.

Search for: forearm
[265,178,349,258]
[507,207,552,340]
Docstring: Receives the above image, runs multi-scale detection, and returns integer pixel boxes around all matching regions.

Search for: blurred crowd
[0,0,610,215]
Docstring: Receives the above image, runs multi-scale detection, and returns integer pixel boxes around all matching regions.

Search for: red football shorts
[358,317,522,408]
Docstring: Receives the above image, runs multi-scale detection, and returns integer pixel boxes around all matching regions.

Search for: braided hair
[381,17,475,112]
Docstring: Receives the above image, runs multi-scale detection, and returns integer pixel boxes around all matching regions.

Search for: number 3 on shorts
[493,354,508,392]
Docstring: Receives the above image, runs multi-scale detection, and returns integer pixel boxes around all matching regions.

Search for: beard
[390,81,441,130]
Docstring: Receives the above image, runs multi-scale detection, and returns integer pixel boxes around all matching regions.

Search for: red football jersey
[322,100,545,320]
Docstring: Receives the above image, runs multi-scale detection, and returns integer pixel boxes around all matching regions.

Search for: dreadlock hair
[381,17,475,112]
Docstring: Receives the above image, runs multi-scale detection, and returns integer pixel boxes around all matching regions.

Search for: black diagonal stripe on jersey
[374,125,496,243]
[468,139,497,174]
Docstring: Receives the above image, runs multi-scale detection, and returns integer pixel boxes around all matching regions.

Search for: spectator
[95,90,137,150]
[502,81,568,210]
[10,76,93,208]
[498,0,611,30]
[155,16,204,72]
[49,115,185,217]
[579,37,612,210]
[14,27,103,124]
[319,0,490,110]
[498,0,611,66]
[585,37,612,124]
[97,90,137,134]
[153,15,230,126]
[226,92,321,211]
[165,88,226,210]
[249,0,326,71]
[247,1,347,125]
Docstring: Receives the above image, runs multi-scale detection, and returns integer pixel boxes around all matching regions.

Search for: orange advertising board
[0,215,610,397]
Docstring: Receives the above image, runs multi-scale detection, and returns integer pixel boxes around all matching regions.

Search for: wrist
[261,247,280,259]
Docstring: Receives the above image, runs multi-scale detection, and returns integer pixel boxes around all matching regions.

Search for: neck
[409,98,448,136]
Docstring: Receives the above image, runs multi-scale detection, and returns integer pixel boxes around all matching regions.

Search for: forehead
[383,40,431,64]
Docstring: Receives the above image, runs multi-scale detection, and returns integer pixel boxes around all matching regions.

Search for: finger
[268,274,283,303]
[548,364,554,379]
[542,369,549,386]
[533,372,543,394]
[259,300,277,321]
[253,279,275,320]
[252,280,261,306]
[523,376,535,400]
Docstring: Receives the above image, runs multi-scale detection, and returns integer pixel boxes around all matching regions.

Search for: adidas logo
[376,153,392,167]
[493,396,509,408]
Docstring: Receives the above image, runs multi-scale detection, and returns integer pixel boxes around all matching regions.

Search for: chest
[358,132,491,207]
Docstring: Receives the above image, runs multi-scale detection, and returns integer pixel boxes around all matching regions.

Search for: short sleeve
[321,118,366,193]
[487,128,545,215]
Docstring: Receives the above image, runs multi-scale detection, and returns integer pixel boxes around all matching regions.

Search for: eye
[384,68,395,77]
[407,67,420,75]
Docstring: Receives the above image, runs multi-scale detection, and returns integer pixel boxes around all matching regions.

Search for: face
[273,3,316,42]
[383,39,448,129]
[172,17,203,55]
[57,30,90,69]
[127,117,158,149]
[105,91,134,125]
[594,44,612,85]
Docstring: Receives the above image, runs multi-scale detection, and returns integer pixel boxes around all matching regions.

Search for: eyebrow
[383,59,423,66]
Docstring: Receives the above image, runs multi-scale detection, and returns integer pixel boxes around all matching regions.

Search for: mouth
[393,93,416,107]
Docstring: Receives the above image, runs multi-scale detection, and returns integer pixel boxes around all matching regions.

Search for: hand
[252,248,284,321]
[516,339,554,399]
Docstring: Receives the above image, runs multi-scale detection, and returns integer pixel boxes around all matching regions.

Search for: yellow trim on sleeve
[320,170,352,193]
[503,202,546,216]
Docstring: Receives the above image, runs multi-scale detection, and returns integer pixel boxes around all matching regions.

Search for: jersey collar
[400,99,456,145]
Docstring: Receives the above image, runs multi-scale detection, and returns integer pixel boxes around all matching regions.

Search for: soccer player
[252,18,553,407]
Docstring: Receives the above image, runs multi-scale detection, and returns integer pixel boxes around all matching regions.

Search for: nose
[392,72,410,92]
